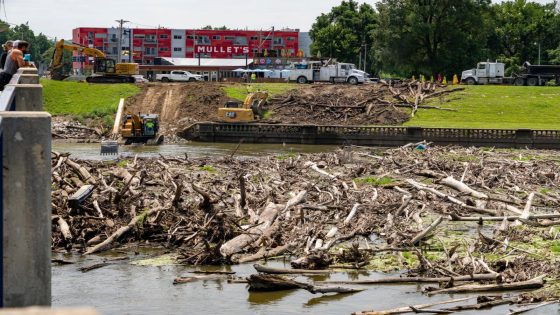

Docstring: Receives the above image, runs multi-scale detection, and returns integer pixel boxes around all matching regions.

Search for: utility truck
[156,70,203,82]
[289,60,369,85]
[461,61,560,86]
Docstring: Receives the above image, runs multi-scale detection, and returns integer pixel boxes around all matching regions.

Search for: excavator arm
[49,39,106,71]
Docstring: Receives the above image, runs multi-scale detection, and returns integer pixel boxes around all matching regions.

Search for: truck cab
[461,62,505,84]
[289,61,368,85]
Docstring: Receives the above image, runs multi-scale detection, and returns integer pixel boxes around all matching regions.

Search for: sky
[2,0,556,40]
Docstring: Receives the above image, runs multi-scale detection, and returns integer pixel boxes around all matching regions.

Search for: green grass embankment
[406,85,560,130]
[223,83,299,101]
[42,79,140,122]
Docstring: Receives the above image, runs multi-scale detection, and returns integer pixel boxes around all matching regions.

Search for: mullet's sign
[196,46,250,54]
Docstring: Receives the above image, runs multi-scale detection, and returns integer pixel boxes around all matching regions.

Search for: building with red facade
[72,27,304,70]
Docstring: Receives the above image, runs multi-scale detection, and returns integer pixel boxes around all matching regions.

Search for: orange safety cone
[452,74,459,85]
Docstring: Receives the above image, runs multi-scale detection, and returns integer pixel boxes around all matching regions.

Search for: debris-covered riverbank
[52,145,560,313]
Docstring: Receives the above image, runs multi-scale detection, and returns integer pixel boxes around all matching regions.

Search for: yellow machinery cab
[217,91,269,123]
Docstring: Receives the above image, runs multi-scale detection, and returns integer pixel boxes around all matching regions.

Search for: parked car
[132,75,148,83]
[156,71,203,82]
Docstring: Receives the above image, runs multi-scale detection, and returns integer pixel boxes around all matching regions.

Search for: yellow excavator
[217,91,269,123]
[49,39,139,83]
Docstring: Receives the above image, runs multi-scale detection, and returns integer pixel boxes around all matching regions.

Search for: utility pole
[363,43,367,72]
[115,19,129,62]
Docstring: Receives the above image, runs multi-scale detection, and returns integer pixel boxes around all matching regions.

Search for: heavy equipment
[461,61,560,86]
[49,39,139,83]
[120,113,164,145]
[100,98,163,155]
[217,91,269,123]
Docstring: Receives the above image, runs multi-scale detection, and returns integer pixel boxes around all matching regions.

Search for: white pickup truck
[156,70,203,82]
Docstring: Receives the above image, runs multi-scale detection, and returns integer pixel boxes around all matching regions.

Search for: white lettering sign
[196,46,250,54]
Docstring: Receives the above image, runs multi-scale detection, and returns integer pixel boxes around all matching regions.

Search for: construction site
[5,1,560,314]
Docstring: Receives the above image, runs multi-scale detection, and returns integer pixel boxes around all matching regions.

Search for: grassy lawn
[223,83,300,101]
[406,85,560,129]
[42,79,140,117]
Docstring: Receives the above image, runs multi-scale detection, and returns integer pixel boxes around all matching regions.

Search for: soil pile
[124,82,231,136]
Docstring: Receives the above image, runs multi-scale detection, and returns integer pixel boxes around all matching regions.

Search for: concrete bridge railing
[0,68,51,307]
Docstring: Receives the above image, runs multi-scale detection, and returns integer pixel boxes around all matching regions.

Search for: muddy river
[52,249,537,315]
[51,142,556,314]
[52,142,341,160]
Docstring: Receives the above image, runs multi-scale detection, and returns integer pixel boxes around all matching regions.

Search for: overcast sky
[2,0,556,40]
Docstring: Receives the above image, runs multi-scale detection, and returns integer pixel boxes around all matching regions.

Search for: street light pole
[535,42,541,65]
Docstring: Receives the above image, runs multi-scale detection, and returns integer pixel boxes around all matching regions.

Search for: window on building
[134,34,145,39]
[173,35,182,39]
[196,36,210,45]
[273,38,283,45]
[145,35,156,42]
[252,48,259,54]
[187,35,196,40]
[121,46,129,51]
[224,36,235,41]
[250,36,258,41]
[95,33,107,38]
[133,47,142,51]
[173,47,182,52]
[112,47,117,54]
[159,47,169,51]
[234,36,248,46]
[287,37,295,41]
[212,35,221,40]
[186,47,194,52]
[145,47,156,55]
[159,34,169,39]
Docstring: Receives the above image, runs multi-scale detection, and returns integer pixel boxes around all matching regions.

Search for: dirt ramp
[125,82,231,135]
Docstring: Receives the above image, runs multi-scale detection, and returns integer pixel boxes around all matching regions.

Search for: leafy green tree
[309,0,376,71]
[373,0,492,76]
[490,0,559,72]
[0,22,55,65]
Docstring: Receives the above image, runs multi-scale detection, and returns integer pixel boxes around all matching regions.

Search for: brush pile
[266,81,464,125]
[52,144,560,309]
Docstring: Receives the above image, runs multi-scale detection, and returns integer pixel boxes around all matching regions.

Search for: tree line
[309,0,560,77]
[0,21,54,66]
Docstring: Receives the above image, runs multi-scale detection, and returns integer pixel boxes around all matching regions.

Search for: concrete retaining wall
[182,123,560,149]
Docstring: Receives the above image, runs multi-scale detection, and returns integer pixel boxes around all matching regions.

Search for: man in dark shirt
[0,40,13,69]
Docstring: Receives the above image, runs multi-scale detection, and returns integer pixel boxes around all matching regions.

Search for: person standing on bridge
[0,40,32,91]
[0,40,13,69]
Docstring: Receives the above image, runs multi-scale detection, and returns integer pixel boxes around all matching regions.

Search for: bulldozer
[217,91,269,123]
[49,39,139,83]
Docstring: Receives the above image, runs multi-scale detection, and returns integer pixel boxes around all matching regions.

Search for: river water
[52,141,341,160]
[52,249,534,315]
[51,142,556,314]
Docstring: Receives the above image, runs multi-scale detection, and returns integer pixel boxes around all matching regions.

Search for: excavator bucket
[100,140,119,155]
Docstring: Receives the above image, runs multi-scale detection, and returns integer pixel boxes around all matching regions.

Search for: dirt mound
[266,84,410,125]
[125,82,231,135]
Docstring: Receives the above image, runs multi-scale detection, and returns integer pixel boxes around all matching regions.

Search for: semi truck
[288,60,369,85]
[461,61,560,86]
